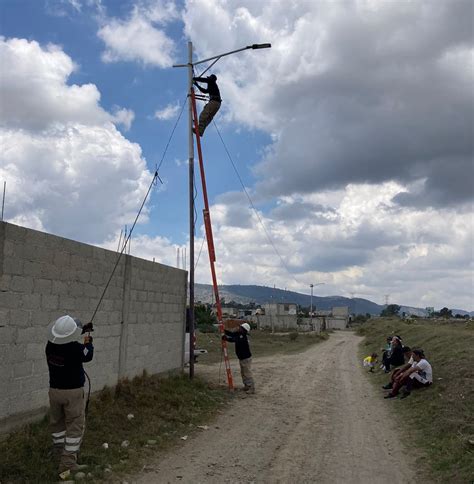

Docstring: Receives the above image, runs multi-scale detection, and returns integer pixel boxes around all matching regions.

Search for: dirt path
[134,331,415,484]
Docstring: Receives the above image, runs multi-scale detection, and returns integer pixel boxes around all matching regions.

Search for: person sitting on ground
[384,348,432,399]
[383,336,404,373]
[222,322,255,394]
[382,346,412,390]
[192,74,222,137]
[363,353,378,372]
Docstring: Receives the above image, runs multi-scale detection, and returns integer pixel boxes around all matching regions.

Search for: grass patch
[358,318,474,483]
[197,329,329,365]
[0,373,228,483]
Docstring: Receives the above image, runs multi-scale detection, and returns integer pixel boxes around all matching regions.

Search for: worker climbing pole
[190,88,235,391]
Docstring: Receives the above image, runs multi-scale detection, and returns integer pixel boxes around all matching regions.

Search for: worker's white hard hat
[48,315,82,344]
[241,323,251,333]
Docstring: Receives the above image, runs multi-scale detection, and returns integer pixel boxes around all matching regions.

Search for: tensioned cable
[89,98,187,325]
[194,235,206,271]
[212,120,300,286]
[156,97,188,172]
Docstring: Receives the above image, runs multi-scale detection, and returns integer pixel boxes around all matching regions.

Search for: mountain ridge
[195,283,473,316]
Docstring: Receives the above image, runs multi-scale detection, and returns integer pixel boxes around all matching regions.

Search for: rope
[212,120,300,286]
[156,97,187,172]
[89,171,158,324]
[194,235,206,271]
[89,98,187,325]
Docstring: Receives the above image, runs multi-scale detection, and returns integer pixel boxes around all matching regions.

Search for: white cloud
[178,0,474,310]
[0,37,152,243]
[111,106,135,131]
[97,2,177,67]
[154,101,181,121]
[183,0,474,207]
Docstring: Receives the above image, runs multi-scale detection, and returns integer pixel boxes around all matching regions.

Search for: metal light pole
[173,42,271,379]
[309,282,325,331]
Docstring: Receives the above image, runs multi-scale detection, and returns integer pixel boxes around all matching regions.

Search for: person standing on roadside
[45,315,94,479]
[223,322,255,393]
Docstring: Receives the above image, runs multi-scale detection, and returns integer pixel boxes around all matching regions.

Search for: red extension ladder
[190,89,235,391]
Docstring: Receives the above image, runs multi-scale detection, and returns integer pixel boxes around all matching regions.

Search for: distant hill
[195,284,473,316]
[195,283,384,315]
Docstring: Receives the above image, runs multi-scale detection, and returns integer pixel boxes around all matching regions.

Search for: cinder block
[26,342,45,360]
[3,257,24,276]
[34,278,52,295]
[59,295,76,310]
[17,327,45,345]
[0,274,12,291]
[20,374,48,393]
[23,260,44,277]
[0,325,16,347]
[52,280,69,296]
[22,293,42,310]
[10,309,31,327]
[10,275,34,293]
[42,294,59,310]
[68,283,84,297]
[83,283,97,298]
[13,361,33,378]
[54,251,70,268]
[33,359,48,376]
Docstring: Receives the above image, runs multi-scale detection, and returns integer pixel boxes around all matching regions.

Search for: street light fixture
[173,41,271,378]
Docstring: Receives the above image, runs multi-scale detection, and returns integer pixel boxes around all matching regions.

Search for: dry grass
[0,373,228,483]
[358,318,474,483]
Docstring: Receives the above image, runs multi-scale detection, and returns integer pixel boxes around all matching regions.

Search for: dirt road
[135,331,415,483]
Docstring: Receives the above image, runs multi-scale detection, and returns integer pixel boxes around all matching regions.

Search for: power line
[212,120,300,287]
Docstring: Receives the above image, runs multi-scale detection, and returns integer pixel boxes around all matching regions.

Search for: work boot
[382,383,392,390]
[384,393,396,399]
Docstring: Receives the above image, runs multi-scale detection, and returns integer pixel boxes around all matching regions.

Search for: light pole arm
[173,44,271,69]
[193,44,271,66]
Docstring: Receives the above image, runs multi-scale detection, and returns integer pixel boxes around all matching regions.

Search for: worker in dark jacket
[223,323,255,393]
[45,315,94,478]
[192,74,221,136]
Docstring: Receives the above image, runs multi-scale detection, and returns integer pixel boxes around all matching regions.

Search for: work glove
[81,322,94,334]
[84,335,93,344]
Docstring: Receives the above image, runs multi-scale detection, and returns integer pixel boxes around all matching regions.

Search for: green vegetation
[0,374,227,483]
[197,329,329,365]
[358,318,474,483]
[194,304,218,333]
[380,304,401,317]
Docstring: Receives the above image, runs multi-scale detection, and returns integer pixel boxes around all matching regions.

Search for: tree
[438,307,452,318]
[194,304,217,327]
[380,304,401,317]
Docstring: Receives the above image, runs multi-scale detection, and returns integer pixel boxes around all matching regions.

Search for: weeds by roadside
[358,318,474,483]
[197,329,329,365]
[0,374,228,483]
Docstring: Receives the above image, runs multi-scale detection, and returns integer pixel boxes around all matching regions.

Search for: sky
[0,0,473,310]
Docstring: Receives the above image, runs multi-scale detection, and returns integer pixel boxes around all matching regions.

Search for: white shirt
[410,358,433,383]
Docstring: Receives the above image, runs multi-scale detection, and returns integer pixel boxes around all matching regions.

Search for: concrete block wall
[0,222,187,431]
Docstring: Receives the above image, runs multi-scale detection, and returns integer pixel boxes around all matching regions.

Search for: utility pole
[187,41,195,378]
[310,284,314,331]
[173,41,271,382]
